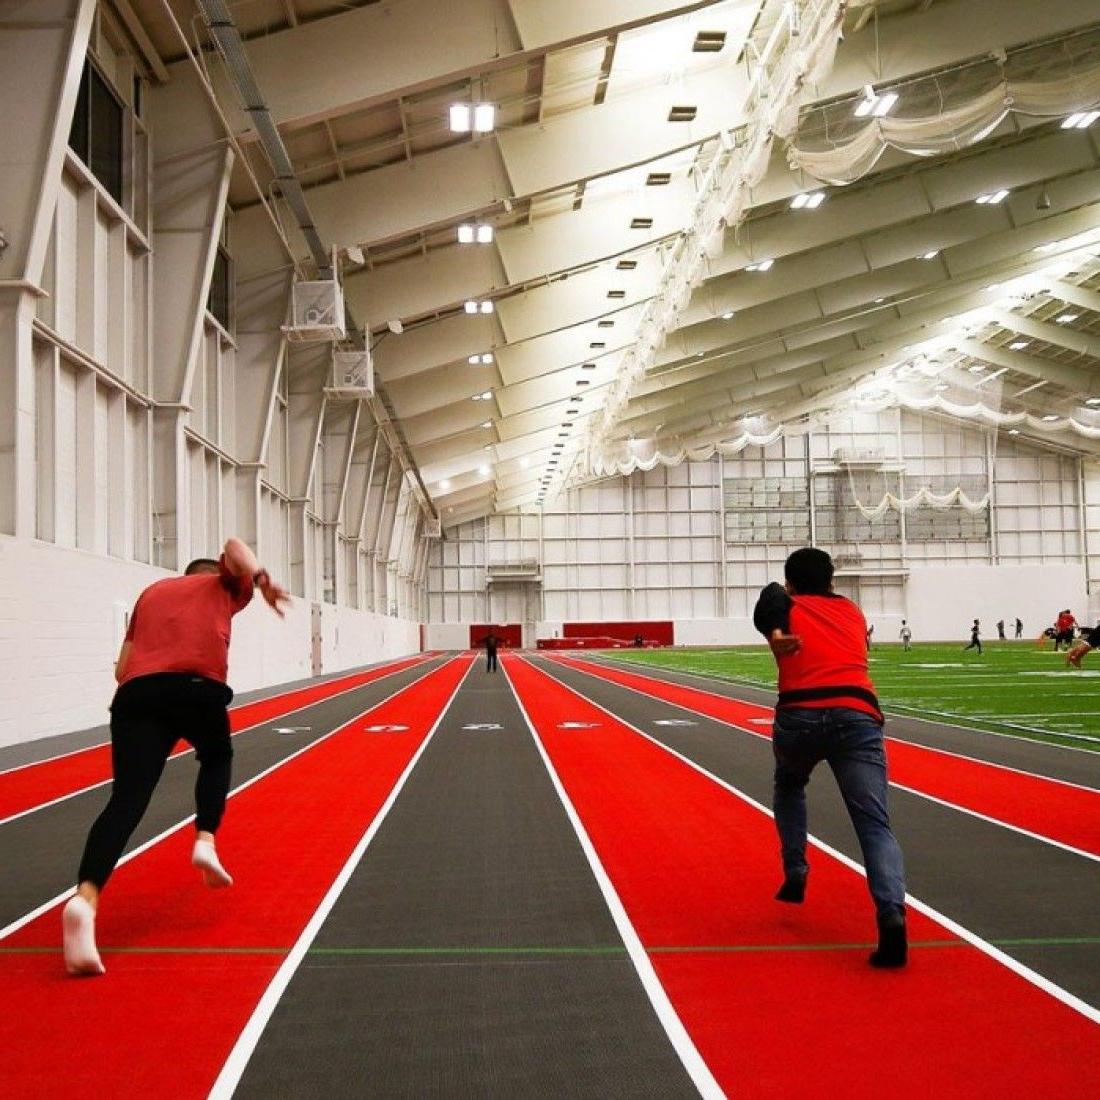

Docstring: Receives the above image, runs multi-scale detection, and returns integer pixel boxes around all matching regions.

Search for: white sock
[192,838,233,888]
[62,896,105,976]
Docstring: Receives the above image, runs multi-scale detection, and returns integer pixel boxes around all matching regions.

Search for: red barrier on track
[506,654,1100,1095]
[0,655,471,1098]
[553,655,1100,859]
[0,653,434,824]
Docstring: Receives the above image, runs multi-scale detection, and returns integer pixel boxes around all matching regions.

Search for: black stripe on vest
[776,685,883,717]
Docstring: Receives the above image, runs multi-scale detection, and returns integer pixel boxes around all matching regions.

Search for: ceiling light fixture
[473,103,496,132]
[920,250,940,260]
[1087,398,1100,407]
[479,464,490,475]
[464,300,478,314]
[449,104,471,132]
[1009,341,1029,350]
[976,189,1010,205]
[439,479,451,490]
[790,191,826,210]
[1057,313,1079,324]
[1041,414,1059,422]
[721,310,735,320]
[854,86,898,118]
[1062,111,1100,130]
[480,421,492,429]
[746,259,774,272]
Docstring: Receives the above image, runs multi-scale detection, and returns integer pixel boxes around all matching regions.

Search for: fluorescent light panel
[1062,111,1100,130]
[746,259,774,272]
[976,189,1010,204]
[790,191,826,210]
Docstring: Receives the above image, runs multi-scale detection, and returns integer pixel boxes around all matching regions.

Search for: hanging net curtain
[788,27,1100,184]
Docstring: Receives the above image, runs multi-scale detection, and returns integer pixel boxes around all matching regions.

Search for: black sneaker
[869,914,907,968]
[775,873,807,904]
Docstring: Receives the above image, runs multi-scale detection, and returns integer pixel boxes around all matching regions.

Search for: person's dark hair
[185,558,220,576]
[784,547,834,595]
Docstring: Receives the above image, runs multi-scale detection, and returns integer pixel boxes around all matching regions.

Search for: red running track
[0,654,471,1099]
[507,654,1100,1096]
[552,654,1100,860]
[0,653,434,824]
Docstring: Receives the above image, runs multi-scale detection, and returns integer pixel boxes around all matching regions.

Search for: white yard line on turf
[0,654,435,779]
[207,657,475,1100]
[596,657,1100,756]
[503,657,724,1100]
[0,656,458,943]
[0,655,439,830]
[535,658,1100,1028]
[551,659,1100,862]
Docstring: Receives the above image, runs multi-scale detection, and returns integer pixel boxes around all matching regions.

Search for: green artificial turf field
[607,641,1100,751]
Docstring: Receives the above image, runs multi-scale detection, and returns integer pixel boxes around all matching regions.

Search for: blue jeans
[772,706,906,920]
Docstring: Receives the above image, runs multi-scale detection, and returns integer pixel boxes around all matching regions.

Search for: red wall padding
[562,621,674,645]
[469,623,523,649]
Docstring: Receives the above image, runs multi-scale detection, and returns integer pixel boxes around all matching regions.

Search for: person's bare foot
[62,896,105,976]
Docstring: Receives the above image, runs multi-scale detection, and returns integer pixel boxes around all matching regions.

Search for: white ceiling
[141,0,1100,528]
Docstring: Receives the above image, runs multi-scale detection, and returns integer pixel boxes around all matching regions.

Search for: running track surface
[551,654,1100,860]
[506,654,1100,1095]
[0,654,434,823]
[0,655,471,1098]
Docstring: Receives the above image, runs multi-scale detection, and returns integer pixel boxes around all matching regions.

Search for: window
[207,247,233,330]
[724,476,810,544]
[69,59,124,204]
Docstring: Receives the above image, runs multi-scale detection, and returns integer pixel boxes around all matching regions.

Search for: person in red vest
[754,547,907,968]
[62,537,290,976]
[1054,610,1077,652]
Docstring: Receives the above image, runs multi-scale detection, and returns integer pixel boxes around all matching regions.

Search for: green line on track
[7,937,1100,957]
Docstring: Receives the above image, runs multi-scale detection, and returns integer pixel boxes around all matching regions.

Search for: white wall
[422,622,471,650]
[0,535,420,747]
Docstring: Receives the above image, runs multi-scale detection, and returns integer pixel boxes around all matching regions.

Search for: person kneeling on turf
[62,538,290,976]
[753,548,908,969]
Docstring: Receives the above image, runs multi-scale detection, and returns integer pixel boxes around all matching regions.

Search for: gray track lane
[0,656,435,772]
[590,655,1100,787]
[0,658,447,930]
[233,663,698,1099]
[535,655,1100,1010]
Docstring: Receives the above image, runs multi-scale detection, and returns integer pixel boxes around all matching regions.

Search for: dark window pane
[68,63,90,162]
[207,247,232,329]
[89,66,123,203]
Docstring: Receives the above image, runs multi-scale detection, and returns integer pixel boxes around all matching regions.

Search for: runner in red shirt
[63,538,289,976]
[754,547,907,968]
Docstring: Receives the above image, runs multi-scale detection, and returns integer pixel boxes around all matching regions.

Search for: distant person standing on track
[754,547,908,969]
[899,620,912,651]
[997,620,1006,641]
[1015,617,1023,639]
[62,538,290,977]
[484,631,499,673]
[964,619,982,654]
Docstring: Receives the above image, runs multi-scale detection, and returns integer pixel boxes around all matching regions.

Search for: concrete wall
[0,535,420,747]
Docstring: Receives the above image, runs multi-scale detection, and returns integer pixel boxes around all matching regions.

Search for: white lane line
[208,657,475,1100]
[591,656,1100,756]
[0,655,438,830]
[537,659,1100,1028]
[505,657,724,1100]
[552,660,1100,863]
[0,657,458,943]
[0,654,435,779]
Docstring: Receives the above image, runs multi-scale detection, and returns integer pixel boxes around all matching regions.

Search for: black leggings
[77,674,234,889]
[486,650,498,672]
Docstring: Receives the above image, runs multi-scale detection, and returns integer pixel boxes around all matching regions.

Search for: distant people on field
[1014,617,1023,640]
[633,633,644,648]
[996,619,1006,641]
[1054,610,1077,652]
[899,621,912,651]
[964,619,982,654]
[865,623,874,649]
[1066,622,1100,669]
[753,547,907,968]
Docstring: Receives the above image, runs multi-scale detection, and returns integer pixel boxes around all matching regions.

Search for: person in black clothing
[964,619,982,654]
[996,620,1006,641]
[1066,623,1100,668]
[754,547,907,968]
[483,632,499,673]
[1015,617,1023,639]
[633,633,644,648]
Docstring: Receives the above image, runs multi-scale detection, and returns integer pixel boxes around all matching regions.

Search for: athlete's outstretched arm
[222,537,291,618]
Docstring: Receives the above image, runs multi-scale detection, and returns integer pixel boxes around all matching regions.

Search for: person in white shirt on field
[899,621,912,652]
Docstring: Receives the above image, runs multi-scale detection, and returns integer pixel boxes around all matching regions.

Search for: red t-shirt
[120,557,254,687]
[754,584,882,722]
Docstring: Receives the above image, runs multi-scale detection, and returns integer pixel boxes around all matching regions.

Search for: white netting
[788,27,1100,184]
